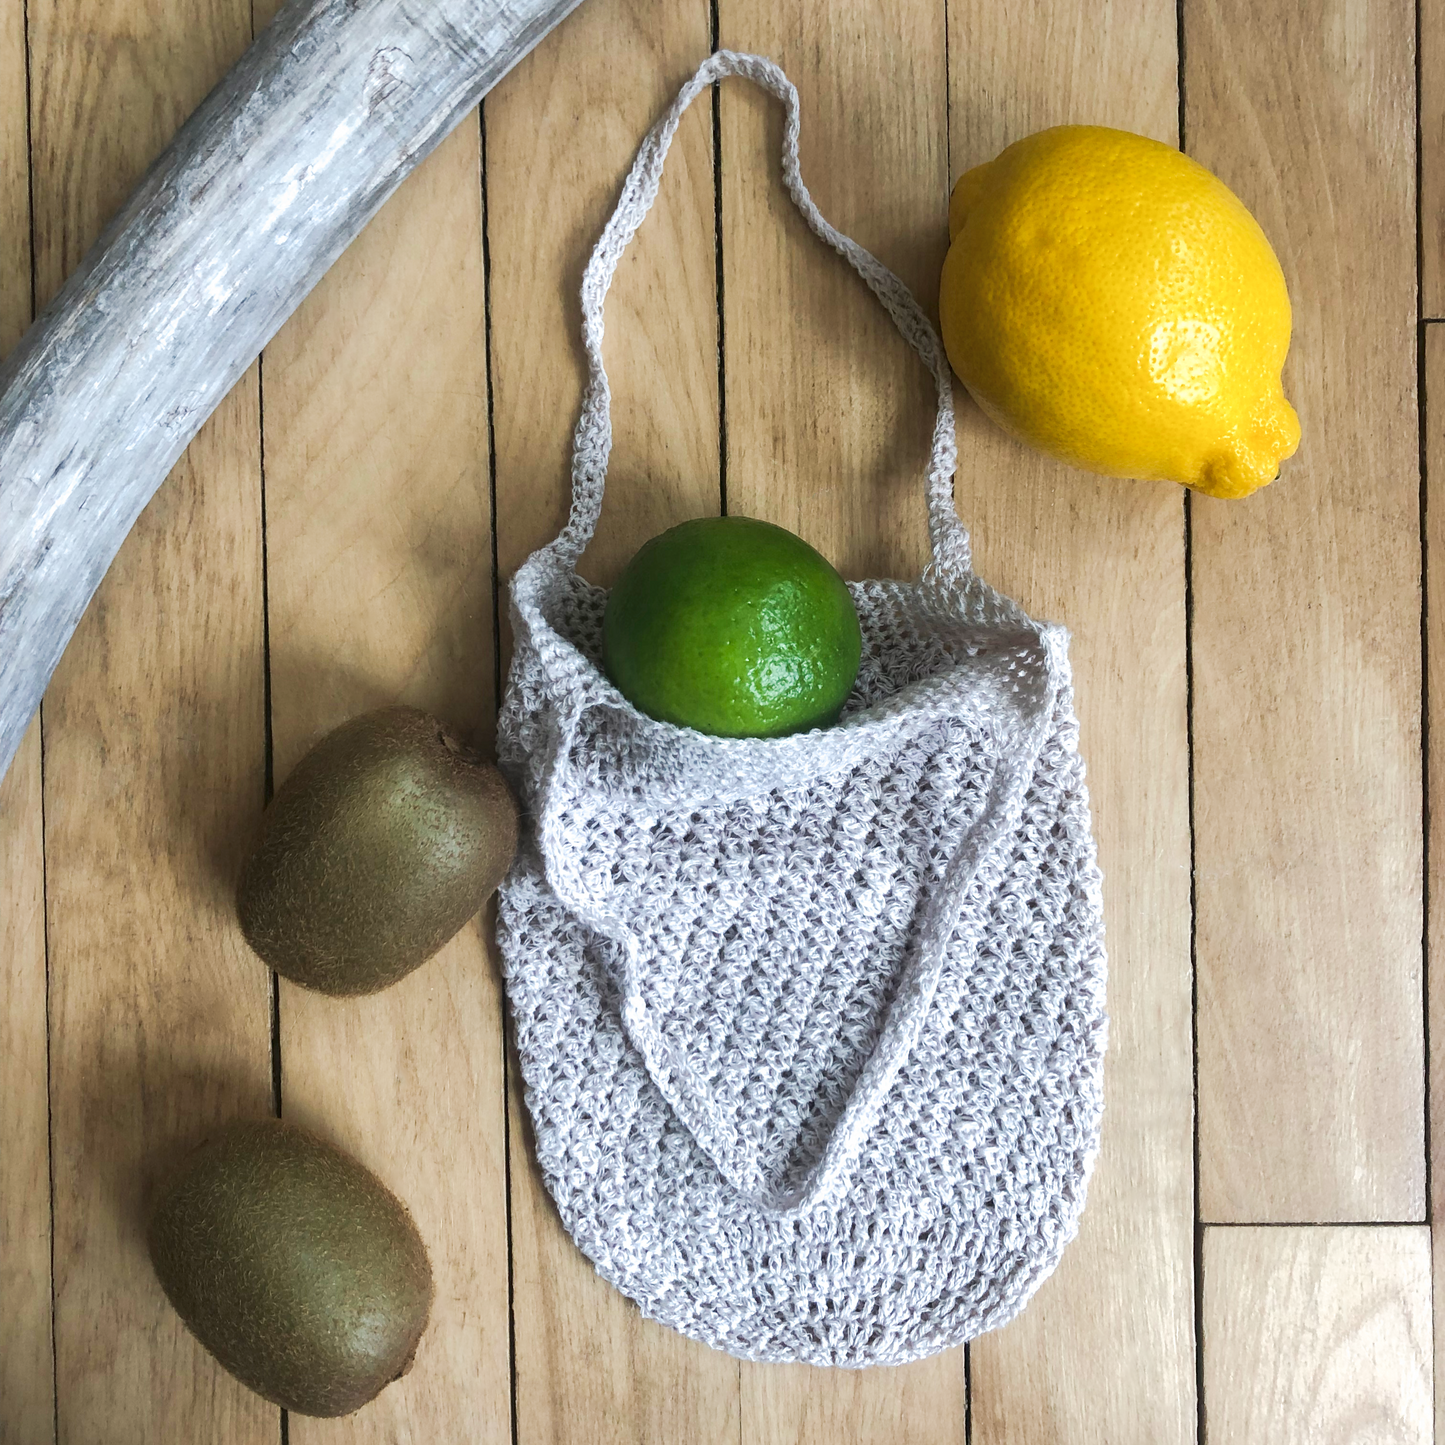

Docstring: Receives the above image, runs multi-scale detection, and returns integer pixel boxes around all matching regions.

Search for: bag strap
[547,49,972,583]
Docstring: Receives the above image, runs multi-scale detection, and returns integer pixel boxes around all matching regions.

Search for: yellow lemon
[939,126,1300,498]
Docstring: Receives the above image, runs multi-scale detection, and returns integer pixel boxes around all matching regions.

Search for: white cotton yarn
[496,50,1108,1367]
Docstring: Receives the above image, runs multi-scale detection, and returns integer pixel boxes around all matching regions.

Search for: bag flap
[529,635,1059,1212]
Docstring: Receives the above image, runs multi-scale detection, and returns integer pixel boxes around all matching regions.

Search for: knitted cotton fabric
[497,51,1108,1367]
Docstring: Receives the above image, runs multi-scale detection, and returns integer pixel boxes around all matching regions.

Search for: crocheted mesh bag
[497,51,1108,1368]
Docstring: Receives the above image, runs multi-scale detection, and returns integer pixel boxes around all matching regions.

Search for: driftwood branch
[0,0,586,782]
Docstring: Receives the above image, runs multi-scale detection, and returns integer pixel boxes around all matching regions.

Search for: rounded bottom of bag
[502,840,1106,1368]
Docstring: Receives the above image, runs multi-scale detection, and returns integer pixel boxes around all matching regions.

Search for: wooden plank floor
[0,0,1434,1438]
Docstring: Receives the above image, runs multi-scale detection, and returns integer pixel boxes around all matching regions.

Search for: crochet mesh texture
[497,52,1108,1367]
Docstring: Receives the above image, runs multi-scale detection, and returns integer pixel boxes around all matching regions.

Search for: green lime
[602,516,862,739]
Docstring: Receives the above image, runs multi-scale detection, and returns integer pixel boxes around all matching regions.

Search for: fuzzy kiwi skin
[237,706,519,996]
[147,1119,433,1418]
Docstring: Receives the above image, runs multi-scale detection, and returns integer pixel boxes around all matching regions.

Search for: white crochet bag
[497,50,1107,1368]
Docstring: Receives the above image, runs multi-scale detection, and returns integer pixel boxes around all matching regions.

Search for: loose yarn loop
[498,51,1108,1366]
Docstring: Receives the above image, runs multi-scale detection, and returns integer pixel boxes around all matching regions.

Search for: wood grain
[485,3,740,1441]
[717,0,946,579]
[1202,1226,1432,1443]
[1188,0,1424,1222]
[489,0,722,592]
[715,1,967,1436]
[4,0,1439,1435]
[1424,0,1445,316]
[1426,323,1445,1445]
[26,0,276,1433]
[741,1362,966,1445]
[258,112,512,1442]
[0,0,25,357]
[947,4,1195,1441]
[0,11,53,1443]
[0,718,53,1445]
[39,415,273,1445]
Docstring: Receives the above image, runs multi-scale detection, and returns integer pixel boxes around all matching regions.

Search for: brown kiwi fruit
[237,706,519,995]
[147,1119,433,1418]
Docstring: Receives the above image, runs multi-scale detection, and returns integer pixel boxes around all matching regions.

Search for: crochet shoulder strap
[547,49,972,584]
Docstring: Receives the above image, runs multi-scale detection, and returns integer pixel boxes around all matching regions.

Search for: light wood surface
[1203,1226,1432,1443]
[1188,0,1424,1224]
[1,0,1436,1438]
[1425,0,1445,318]
[1427,326,1445,1445]
[718,0,943,580]
[0,0,24,352]
[948,3,1197,1442]
[0,717,51,1445]
[25,0,274,1435]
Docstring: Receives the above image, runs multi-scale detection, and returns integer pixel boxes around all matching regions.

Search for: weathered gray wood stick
[0,0,587,784]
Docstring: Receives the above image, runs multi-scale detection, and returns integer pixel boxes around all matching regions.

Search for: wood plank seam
[964,1341,973,1445]
[1420,312,1434,1283]
[40,725,57,1445]
[1425,315,1443,1445]
[1178,55,1194,1410]
[1179,11,1204,1445]
[255,374,284,1113]
[1417,0,1435,1314]
[1179,31,1204,1445]
[30,0,59,1433]
[1408,0,1429,1294]
[1186,494,1203,1445]
[261,92,506,1436]
[706,22,747,1434]
[1202,1219,1435,1228]
[5,0,58,1436]
[477,98,523,1445]
[247,9,286,1433]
